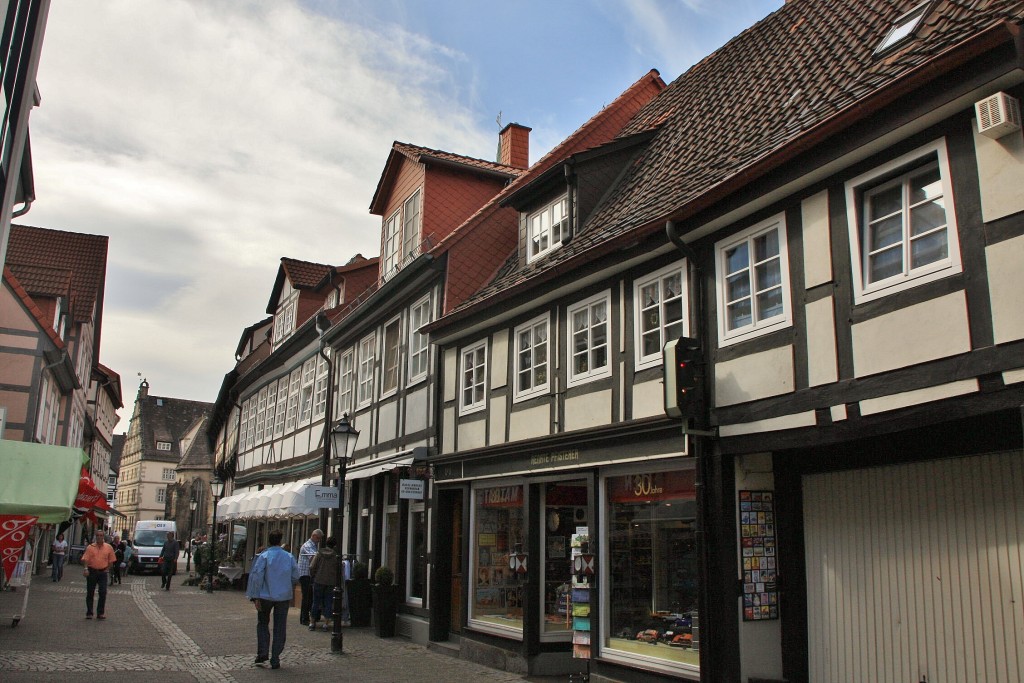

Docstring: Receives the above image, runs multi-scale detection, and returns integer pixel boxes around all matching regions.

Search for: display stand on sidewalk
[7,528,38,627]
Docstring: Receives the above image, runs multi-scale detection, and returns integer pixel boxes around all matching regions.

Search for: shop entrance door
[450,495,463,634]
[541,479,588,640]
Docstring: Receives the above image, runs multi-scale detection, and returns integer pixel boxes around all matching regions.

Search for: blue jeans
[256,599,290,664]
[51,554,65,581]
[85,570,109,616]
[310,582,334,623]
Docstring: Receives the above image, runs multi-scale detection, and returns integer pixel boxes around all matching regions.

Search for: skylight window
[875,2,929,55]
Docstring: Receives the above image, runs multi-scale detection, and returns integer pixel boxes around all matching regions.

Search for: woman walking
[308,537,339,631]
[50,533,67,582]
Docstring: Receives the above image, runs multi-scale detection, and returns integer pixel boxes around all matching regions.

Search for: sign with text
[399,479,425,500]
[304,485,340,508]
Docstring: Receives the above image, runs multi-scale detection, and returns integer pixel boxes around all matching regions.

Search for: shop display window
[604,470,699,671]
[470,484,525,635]
[542,480,588,638]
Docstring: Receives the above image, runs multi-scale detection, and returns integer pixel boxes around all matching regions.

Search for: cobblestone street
[0,562,544,683]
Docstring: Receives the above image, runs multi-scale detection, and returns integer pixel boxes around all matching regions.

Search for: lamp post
[207,476,224,594]
[186,496,197,572]
[329,414,359,653]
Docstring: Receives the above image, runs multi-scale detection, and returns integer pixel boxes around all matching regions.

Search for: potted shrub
[346,561,372,627]
[373,565,399,638]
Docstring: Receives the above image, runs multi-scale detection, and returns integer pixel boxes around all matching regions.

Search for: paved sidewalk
[0,563,545,683]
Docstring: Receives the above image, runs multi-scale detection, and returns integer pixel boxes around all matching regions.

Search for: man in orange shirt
[81,529,117,620]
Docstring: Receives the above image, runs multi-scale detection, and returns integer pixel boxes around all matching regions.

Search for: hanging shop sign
[738,490,779,621]
[399,479,425,500]
[304,485,340,508]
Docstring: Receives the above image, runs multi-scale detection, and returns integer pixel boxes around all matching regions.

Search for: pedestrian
[308,536,339,631]
[297,528,322,626]
[123,539,135,574]
[50,533,67,582]
[111,540,125,584]
[159,531,180,590]
[246,529,299,670]
[81,529,117,620]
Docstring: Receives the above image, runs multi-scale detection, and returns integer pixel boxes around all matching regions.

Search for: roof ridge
[392,140,523,174]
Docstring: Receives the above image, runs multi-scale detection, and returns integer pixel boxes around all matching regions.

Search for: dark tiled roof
[110,434,126,472]
[393,142,524,178]
[178,415,214,469]
[95,363,123,408]
[6,224,108,324]
[439,0,1024,321]
[138,392,215,463]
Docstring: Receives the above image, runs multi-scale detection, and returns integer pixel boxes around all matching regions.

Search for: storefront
[431,425,699,680]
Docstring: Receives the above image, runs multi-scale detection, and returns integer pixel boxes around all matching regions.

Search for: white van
[131,520,177,574]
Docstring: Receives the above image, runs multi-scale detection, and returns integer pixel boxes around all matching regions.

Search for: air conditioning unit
[975,91,1021,139]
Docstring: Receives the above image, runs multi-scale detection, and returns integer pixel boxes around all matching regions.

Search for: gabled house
[87,362,122,515]
[117,380,213,535]
[425,1,1024,681]
[313,70,665,645]
[207,254,379,565]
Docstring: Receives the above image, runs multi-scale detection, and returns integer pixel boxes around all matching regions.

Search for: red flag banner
[71,468,111,525]
[1,515,38,582]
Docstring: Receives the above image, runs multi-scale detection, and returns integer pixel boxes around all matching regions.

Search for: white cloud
[28,0,496,413]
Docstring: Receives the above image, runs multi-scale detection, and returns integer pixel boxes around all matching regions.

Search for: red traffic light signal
[664,336,701,419]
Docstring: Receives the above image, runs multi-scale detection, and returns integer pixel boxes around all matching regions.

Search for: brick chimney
[498,122,531,169]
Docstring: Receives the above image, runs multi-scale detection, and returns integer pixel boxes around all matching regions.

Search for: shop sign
[304,485,340,508]
[480,486,522,507]
[608,470,695,503]
[399,479,425,500]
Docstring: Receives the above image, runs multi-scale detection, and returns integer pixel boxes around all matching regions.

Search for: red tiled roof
[6,224,108,325]
[7,262,72,299]
[280,257,333,289]
[2,265,65,350]
[435,0,1024,324]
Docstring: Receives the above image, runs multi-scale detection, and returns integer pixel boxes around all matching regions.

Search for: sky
[26,0,783,432]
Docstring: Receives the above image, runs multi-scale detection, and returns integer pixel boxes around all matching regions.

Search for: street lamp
[329,414,359,653]
[186,496,197,572]
[207,476,224,594]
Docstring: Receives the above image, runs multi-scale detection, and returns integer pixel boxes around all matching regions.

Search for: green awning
[0,440,88,523]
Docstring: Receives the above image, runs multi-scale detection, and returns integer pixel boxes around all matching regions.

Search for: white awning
[345,454,416,481]
[223,477,321,520]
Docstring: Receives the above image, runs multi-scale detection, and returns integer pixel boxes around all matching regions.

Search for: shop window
[470,484,525,636]
[603,470,699,673]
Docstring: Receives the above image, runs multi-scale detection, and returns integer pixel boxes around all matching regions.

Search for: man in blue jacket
[246,529,299,669]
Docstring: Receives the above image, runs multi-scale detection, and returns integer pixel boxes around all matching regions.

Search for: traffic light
[664,336,701,419]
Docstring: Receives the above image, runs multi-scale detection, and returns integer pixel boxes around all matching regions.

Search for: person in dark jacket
[308,537,339,631]
[159,531,180,590]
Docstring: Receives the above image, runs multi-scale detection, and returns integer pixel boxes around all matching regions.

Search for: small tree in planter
[373,566,399,638]
[346,562,372,627]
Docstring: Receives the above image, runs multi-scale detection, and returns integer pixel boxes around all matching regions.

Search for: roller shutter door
[803,451,1023,683]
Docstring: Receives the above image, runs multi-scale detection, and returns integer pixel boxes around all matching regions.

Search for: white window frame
[162,468,175,481]
[875,1,929,55]
[459,339,488,415]
[273,289,298,346]
[567,290,612,387]
[380,316,402,398]
[715,214,792,347]
[337,348,355,417]
[357,333,376,407]
[264,381,278,440]
[284,367,302,432]
[845,139,961,305]
[313,352,329,418]
[255,385,267,444]
[513,314,550,402]
[402,190,422,265]
[156,488,166,504]
[156,440,172,452]
[527,194,569,263]
[299,358,316,424]
[408,294,431,385]
[634,259,688,370]
[274,376,289,436]
[382,210,402,280]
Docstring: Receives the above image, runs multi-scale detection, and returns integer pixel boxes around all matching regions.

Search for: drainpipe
[12,198,32,218]
[666,220,718,680]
